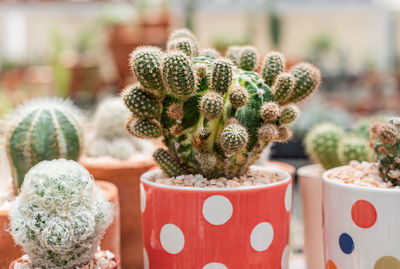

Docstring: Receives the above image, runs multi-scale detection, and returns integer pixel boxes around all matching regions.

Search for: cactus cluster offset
[305,123,373,170]
[124,28,322,179]
[6,97,83,194]
[9,159,113,268]
[370,117,400,186]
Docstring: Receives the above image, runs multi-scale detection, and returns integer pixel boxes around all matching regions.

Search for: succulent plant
[9,159,114,268]
[305,122,373,170]
[370,117,400,186]
[6,97,83,194]
[123,28,322,179]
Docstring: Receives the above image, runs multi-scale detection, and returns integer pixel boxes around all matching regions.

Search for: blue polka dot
[339,233,354,254]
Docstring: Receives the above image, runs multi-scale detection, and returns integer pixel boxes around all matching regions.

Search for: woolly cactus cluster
[122,28,322,178]
[6,97,83,194]
[9,159,113,268]
[305,123,373,170]
[370,117,400,186]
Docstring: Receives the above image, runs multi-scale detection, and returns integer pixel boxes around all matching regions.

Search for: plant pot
[323,166,400,269]
[140,166,292,268]
[81,157,154,269]
[0,209,22,268]
[298,164,324,269]
[96,180,121,261]
[265,161,295,180]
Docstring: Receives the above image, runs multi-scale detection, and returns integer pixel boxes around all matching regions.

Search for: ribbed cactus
[6,97,83,194]
[124,28,321,178]
[9,159,113,268]
[305,123,373,170]
[370,117,400,186]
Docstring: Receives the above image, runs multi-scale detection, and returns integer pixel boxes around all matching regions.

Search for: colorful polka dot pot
[140,167,292,269]
[323,166,400,269]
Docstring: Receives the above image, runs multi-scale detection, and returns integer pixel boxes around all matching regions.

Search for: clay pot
[298,164,324,269]
[0,209,22,268]
[81,157,154,269]
[96,180,121,260]
[265,161,295,180]
[140,166,292,268]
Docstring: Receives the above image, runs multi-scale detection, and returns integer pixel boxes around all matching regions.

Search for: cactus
[9,159,113,268]
[124,28,321,179]
[305,122,373,170]
[370,117,400,186]
[6,97,83,194]
[261,51,285,87]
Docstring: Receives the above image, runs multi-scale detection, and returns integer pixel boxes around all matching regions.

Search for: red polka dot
[351,200,377,228]
[326,260,337,269]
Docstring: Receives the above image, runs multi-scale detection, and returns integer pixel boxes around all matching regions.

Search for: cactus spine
[9,159,113,268]
[6,97,82,194]
[124,28,321,179]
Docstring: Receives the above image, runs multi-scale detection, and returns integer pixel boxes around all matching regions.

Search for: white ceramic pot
[298,164,324,269]
[323,165,400,269]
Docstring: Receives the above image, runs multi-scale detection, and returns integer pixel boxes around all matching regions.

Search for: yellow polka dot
[375,256,400,269]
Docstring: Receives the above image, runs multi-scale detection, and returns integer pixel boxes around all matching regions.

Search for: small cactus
[9,159,113,268]
[122,84,161,120]
[288,63,321,103]
[123,28,321,179]
[262,51,286,87]
[370,117,400,186]
[6,97,83,194]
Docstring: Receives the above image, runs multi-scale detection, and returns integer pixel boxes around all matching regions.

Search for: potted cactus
[299,122,373,269]
[8,159,119,269]
[122,28,321,267]
[80,97,154,269]
[323,117,400,269]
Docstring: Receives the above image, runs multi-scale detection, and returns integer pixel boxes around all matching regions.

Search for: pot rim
[323,164,400,193]
[297,163,324,178]
[140,165,291,191]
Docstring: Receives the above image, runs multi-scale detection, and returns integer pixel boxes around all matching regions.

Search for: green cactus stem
[211,59,233,94]
[126,117,162,138]
[168,28,200,57]
[262,51,286,86]
[200,91,224,120]
[229,86,249,108]
[153,149,183,177]
[273,73,295,105]
[122,83,161,120]
[167,37,195,58]
[239,46,258,71]
[288,62,321,103]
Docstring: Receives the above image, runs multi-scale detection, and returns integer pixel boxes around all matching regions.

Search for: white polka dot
[202,262,228,269]
[285,183,292,212]
[143,248,149,269]
[140,183,146,213]
[281,245,290,269]
[250,222,274,251]
[160,224,185,254]
[202,195,233,225]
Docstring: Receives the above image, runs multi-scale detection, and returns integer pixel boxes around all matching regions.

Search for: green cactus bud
[276,125,293,142]
[162,51,196,100]
[220,123,249,154]
[258,124,278,143]
[167,37,195,58]
[372,121,398,145]
[288,62,321,103]
[153,148,183,177]
[196,152,217,178]
[201,48,220,59]
[126,117,162,138]
[167,103,184,121]
[9,159,113,268]
[261,102,280,122]
[261,51,286,86]
[229,86,249,108]
[169,28,199,56]
[338,136,373,165]
[280,104,300,124]
[6,97,82,193]
[194,63,208,80]
[273,73,295,105]
[122,83,161,120]
[239,46,258,71]
[129,46,165,97]
[226,46,241,66]
[211,59,233,94]
[199,91,224,120]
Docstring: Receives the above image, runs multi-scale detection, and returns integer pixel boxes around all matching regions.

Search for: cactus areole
[122,29,322,179]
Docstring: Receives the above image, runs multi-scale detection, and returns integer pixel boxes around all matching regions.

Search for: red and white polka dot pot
[140,166,292,269]
[323,166,400,269]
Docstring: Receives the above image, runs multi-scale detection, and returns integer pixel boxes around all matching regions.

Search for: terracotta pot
[323,166,400,269]
[140,166,292,268]
[81,157,154,269]
[9,255,120,269]
[96,180,121,260]
[298,164,324,269]
[0,209,22,268]
[265,161,295,180]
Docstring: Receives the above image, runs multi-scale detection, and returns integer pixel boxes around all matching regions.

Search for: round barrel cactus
[6,97,83,193]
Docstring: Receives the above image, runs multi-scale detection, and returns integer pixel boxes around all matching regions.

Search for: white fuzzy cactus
[9,159,114,269]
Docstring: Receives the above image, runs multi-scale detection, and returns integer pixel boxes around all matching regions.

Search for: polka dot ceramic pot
[140,166,292,269]
[323,166,400,269]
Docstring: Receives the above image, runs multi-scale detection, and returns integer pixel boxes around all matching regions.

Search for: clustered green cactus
[370,117,400,186]
[9,159,114,268]
[123,28,322,178]
[6,97,83,194]
[305,122,373,170]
